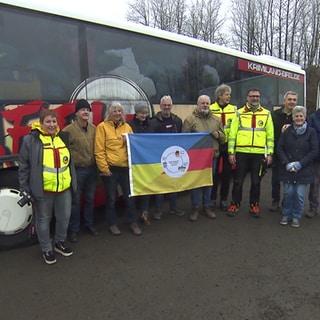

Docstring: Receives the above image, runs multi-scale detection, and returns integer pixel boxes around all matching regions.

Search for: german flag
[126,133,214,196]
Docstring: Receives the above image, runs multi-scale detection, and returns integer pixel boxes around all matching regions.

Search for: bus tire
[0,169,37,250]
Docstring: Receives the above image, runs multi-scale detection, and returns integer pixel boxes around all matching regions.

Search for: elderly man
[183,94,225,221]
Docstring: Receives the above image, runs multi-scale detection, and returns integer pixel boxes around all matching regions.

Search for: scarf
[293,122,307,135]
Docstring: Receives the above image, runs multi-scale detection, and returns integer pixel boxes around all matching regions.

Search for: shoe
[270,202,280,212]
[280,217,289,226]
[189,207,200,221]
[203,206,216,219]
[68,232,78,243]
[210,199,217,208]
[109,225,121,236]
[140,211,151,225]
[130,222,142,236]
[42,250,57,265]
[86,225,99,236]
[54,241,73,257]
[153,210,162,220]
[220,200,228,211]
[291,218,300,228]
[169,208,186,216]
[227,203,239,217]
[305,208,318,218]
[250,203,260,218]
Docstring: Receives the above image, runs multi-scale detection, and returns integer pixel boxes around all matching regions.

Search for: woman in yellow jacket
[95,102,141,236]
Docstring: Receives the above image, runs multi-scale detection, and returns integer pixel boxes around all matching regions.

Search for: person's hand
[286,162,296,172]
[212,131,220,139]
[266,155,273,166]
[293,161,302,171]
[282,124,291,132]
[229,154,236,165]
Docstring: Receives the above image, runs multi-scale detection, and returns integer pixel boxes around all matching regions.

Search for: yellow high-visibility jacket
[228,104,274,155]
[210,102,237,143]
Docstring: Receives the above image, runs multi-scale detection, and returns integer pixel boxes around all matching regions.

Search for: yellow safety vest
[210,102,237,142]
[39,134,72,192]
[228,105,274,155]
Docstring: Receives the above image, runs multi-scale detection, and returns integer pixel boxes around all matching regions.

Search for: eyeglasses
[248,95,260,98]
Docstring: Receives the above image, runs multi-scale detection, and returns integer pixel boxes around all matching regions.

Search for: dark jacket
[127,115,152,133]
[149,112,183,133]
[18,129,77,200]
[277,124,318,184]
[308,109,320,160]
[271,106,293,162]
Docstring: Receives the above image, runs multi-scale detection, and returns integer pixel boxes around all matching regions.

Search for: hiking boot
[54,241,73,257]
[270,202,280,212]
[130,223,142,236]
[250,203,260,218]
[42,250,57,265]
[227,203,239,217]
[140,211,151,225]
[291,218,300,228]
[189,207,200,222]
[280,216,289,226]
[203,206,216,219]
[153,210,162,220]
[220,200,228,211]
[169,208,186,216]
[305,208,318,218]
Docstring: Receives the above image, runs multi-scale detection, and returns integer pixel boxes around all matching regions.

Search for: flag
[126,132,214,196]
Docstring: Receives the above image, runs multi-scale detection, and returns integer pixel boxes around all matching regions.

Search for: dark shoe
[291,218,300,228]
[140,211,151,225]
[227,203,240,217]
[305,208,318,218]
[42,250,57,265]
[54,241,73,257]
[68,232,78,243]
[280,217,289,226]
[86,225,99,236]
[189,207,200,221]
[210,199,217,208]
[153,210,162,220]
[270,202,280,212]
[220,200,228,211]
[130,223,142,236]
[250,203,260,218]
[169,207,186,216]
[203,206,216,219]
[109,225,121,236]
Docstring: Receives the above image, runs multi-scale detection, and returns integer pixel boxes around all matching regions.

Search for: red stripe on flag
[187,148,213,170]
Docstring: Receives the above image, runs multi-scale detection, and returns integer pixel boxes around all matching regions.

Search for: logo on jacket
[257,120,264,126]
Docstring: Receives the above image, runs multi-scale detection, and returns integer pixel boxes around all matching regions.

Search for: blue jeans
[282,182,307,220]
[101,167,137,226]
[69,166,97,232]
[191,186,212,207]
[34,189,72,252]
[155,193,177,211]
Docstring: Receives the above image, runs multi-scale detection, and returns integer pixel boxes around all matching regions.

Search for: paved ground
[1,173,320,320]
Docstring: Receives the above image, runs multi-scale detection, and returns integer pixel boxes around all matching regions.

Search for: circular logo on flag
[161,146,190,178]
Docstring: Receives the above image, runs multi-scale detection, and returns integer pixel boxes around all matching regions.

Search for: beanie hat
[75,99,91,113]
[134,103,148,113]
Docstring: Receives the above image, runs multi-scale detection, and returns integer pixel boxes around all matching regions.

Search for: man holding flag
[183,95,225,222]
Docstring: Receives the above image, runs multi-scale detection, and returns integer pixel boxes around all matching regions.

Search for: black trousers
[231,152,264,205]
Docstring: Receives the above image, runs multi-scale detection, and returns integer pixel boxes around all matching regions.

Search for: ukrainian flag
[126,132,214,196]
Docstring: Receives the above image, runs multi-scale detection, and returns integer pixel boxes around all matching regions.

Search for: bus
[0,0,306,248]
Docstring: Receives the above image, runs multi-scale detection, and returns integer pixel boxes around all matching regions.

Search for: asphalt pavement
[1,172,320,320]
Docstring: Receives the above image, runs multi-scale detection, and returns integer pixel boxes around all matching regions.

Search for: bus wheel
[0,169,37,250]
